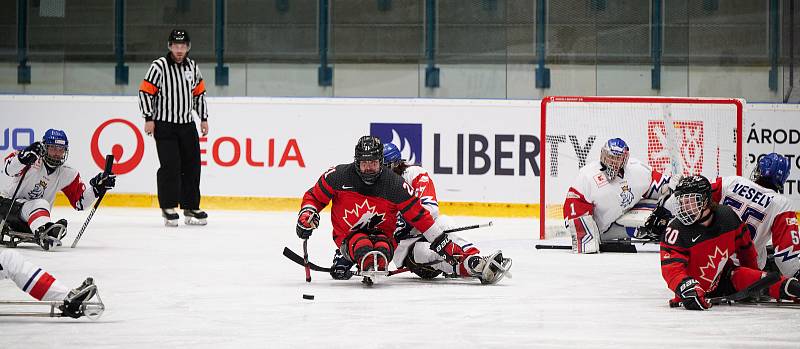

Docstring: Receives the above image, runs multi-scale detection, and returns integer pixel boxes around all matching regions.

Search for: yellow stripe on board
[53,193,541,218]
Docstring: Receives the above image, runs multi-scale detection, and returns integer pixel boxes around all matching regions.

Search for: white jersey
[714,176,799,274]
[3,152,98,211]
[564,158,667,233]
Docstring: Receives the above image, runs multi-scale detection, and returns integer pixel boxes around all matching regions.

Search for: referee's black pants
[154,120,201,210]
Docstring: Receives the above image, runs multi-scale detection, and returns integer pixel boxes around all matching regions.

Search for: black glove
[637,195,673,241]
[18,142,44,166]
[676,278,711,310]
[296,206,319,239]
[429,233,458,265]
[90,172,116,197]
[329,249,354,280]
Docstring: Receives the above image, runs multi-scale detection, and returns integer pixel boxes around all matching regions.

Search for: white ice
[1,208,799,348]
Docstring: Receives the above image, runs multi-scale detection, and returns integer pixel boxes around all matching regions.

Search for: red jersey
[301,163,438,247]
[660,205,758,293]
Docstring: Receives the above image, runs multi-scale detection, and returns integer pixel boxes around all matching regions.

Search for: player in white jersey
[327,143,511,284]
[0,249,103,318]
[650,153,800,277]
[1,129,116,250]
[563,138,671,253]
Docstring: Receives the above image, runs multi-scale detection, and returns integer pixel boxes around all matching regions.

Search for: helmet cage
[675,192,709,225]
[354,136,383,185]
[600,145,629,180]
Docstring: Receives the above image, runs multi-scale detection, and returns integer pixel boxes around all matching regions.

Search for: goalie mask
[673,175,712,225]
[42,129,69,168]
[354,136,383,185]
[752,152,790,192]
[600,138,629,180]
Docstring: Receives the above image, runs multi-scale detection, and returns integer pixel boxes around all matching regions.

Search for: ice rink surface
[1,208,799,348]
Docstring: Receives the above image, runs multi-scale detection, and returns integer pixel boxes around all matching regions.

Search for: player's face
[46,144,66,161]
[169,43,190,62]
[676,193,707,225]
[359,160,381,175]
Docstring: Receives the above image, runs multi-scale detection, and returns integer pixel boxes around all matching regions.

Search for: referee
[138,29,209,227]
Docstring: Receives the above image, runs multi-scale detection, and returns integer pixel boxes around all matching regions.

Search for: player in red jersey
[296,136,464,279]
[660,175,800,310]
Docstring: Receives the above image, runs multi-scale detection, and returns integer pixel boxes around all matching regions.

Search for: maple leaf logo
[343,199,386,232]
[698,246,729,284]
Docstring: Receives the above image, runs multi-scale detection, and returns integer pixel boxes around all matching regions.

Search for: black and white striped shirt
[138,53,208,124]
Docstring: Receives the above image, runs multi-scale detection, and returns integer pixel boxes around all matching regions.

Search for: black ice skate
[162,208,179,227]
[34,219,68,251]
[183,209,208,226]
[60,277,104,319]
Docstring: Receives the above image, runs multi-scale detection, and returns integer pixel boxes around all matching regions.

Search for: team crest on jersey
[699,246,729,285]
[28,179,47,200]
[343,199,386,233]
[619,183,634,207]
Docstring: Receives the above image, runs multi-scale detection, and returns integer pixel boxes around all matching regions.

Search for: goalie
[563,138,672,253]
[1,129,116,250]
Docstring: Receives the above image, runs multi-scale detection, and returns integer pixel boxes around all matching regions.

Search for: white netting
[540,97,743,238]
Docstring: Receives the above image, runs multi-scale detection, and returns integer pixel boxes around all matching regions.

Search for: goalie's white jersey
[2,152,98,211]
[564,158,667,233]
[711,176,799,275]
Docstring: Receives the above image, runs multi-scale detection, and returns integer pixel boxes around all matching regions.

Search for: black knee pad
[404,253,443,280]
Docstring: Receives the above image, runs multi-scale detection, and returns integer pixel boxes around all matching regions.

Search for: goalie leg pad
[568,215,600,254]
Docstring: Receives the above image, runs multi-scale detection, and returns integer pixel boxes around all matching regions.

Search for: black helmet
[673,175,712,225]
[168,29,190,44]
[354,136,383,185]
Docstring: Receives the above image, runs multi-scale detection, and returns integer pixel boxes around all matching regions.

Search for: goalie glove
[676,278,711,310]
[296,206,320,239]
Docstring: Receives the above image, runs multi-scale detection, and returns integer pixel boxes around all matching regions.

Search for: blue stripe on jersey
[23,268,42,292]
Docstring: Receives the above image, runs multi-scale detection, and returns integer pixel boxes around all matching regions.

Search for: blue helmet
[600,138,629,180]
[752,153,790,192]
[383,143,403,168]
[42,129,69,168]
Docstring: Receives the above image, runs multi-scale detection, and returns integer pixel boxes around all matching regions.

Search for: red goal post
[539,96,744,240]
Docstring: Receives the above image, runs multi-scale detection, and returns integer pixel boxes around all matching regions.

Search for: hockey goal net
[539,96,744,239]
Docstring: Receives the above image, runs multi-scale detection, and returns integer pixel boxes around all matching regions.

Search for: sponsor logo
[691,235,701,242]
[0,128,35,151]
[199,137,305,168]
[370,123,422,165]
[788,217,798,226]
[647,120,705,176]
[435,133,540,176]
[342,185,354,190]
[91,118,144,175]
[593,173,607,187]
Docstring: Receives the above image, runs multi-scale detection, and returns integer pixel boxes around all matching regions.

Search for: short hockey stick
[282,247,409,276]
[535,238,656,251]
[0,165,30,236]
[669,272,781,308]
[71,154,114,248]
[303,238,311,282]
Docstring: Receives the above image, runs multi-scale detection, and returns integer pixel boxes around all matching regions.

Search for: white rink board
[0,96,541,204]
[0,96,798,210]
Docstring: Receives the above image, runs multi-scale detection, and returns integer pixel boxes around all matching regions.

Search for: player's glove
[329,249,354,280]
[18,142,44,166]
[296,206,319,239]
[90,172,116,197]
[429,233,458,265]
[676,278,711,310]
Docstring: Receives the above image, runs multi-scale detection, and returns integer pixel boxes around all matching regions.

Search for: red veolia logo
[91,118,145,174]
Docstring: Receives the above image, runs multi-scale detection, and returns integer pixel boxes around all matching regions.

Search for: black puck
[302,294,315,300]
